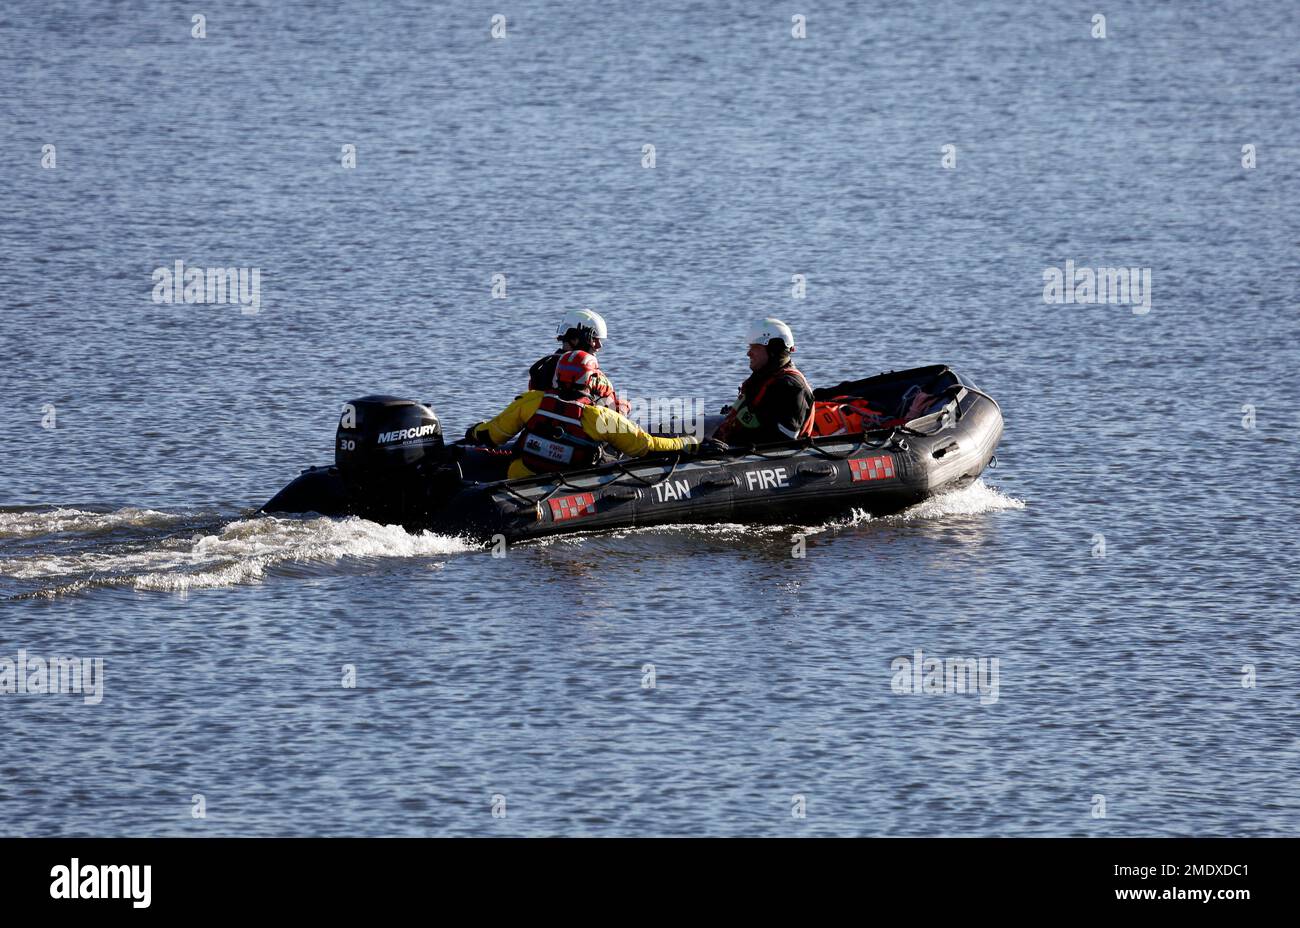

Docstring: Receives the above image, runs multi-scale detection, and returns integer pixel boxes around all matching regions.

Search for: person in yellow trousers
[465,350,699,479]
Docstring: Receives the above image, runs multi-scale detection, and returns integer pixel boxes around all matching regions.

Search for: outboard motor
[332,395,457,524]
[263,395,463,526]
[336,395,444,484]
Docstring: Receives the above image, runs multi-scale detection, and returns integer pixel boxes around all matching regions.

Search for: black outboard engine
[333,395,456,524]
[336,395,444,485]
[263,395,462,526]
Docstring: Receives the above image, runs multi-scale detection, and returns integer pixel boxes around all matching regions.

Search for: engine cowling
[336,395,444,487]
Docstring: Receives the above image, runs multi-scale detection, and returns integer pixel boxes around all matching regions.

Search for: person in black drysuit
[714,317,815,446]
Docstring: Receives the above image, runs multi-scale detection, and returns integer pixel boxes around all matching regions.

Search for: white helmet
[556,308,608,343]
[746,317,796,351]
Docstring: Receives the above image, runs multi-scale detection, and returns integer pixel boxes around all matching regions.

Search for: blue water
[2,0,1298,835]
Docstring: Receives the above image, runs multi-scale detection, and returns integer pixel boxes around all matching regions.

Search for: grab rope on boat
[496,451,684,507]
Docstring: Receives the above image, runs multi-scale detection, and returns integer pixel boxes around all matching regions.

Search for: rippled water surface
[2,0,1298,835]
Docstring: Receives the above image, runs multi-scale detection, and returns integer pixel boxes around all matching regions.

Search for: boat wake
[0,508,476,600]
[0,506,188,540]
[876,477,1024,521]
[2,481,1022,598]
[545,478,1025,544]
[807,478,1024,534]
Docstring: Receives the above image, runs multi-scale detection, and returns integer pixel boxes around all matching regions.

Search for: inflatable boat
[262,365,1003,542]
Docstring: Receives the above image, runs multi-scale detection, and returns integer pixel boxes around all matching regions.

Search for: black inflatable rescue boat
[262,365,1004,542]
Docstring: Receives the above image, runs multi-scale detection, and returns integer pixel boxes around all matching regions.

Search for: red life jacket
[517,391,603,473]
[717,363,816,442]
[529,353,629,414]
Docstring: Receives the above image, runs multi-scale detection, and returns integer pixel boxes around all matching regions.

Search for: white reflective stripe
[524,435,575,463]
[534,408,585,427]
[777,422,800,439]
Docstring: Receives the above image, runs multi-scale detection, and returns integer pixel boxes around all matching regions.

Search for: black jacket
[724,361,814,444]
[528,351,563,391]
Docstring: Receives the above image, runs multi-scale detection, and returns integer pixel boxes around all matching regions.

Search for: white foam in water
[888,479,1025,521]
[0,507,185,538]
[4,483,1023,594]
[541,479,1024,546]
[600,521,794,541]
[793,480,1022,536]
[0,512,477,595]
